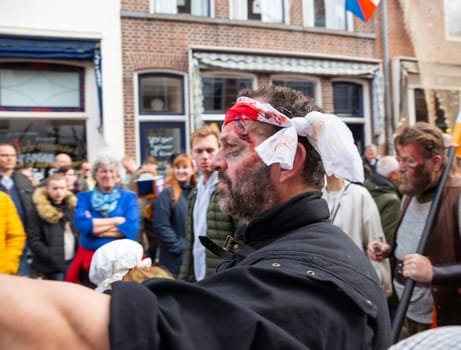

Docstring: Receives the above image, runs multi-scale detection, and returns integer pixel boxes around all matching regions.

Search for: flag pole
[391,110,461,343]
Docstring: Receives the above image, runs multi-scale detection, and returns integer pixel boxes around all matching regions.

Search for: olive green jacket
[178,188,240,281]
[364,173,401,242]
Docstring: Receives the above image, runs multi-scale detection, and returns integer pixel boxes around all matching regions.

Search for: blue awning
[191,51,385,134]
[0,36,103,130]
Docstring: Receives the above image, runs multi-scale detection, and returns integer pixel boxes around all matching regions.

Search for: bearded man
[0,86,390,350]
[368,122,461,340]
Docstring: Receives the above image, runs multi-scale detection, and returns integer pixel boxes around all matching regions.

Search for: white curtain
[302,0,315,27]
[325,0,346,30]
[154,0,178,14]
[191,0,209,16]
[232,0,248,20]
[261,0,283,23]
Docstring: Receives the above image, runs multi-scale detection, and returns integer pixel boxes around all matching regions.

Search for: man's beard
[398,163,433,196]
[218,161,275,222]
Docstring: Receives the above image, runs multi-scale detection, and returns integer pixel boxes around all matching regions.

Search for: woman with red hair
[152,154,196,277]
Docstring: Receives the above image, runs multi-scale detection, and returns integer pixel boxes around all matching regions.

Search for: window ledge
[0,111,90,119]
[120,11,376,40]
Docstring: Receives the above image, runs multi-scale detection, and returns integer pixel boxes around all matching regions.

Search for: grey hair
[377,156,399,178]
[92,155,121,179]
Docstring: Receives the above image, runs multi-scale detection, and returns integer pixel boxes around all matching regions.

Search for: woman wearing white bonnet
[89,239,172,292]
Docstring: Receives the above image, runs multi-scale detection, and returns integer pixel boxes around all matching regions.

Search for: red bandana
[224,97,290,127]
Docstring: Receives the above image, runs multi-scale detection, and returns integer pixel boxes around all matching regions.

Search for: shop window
[272,79,316,100]
[153,0,211,16]
[303,0,353,31]
[0,62,83,112]
[202,76,252,114]
[0,119,86,182]
[139,73,184,115]
[232,0,289,24]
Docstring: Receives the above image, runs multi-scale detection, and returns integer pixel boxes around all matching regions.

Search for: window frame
[151,0,214,17]
[332,79,371,152]
[271,75,322,106]
[302,0,354,31]
[201,71,256,122]
[0,62,84,112]
[138,72,186,116]
[231,0,290,24]
[134,70,189,165]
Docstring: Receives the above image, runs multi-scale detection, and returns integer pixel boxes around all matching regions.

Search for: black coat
[27,188,78,274]
[109,192,391,349]
[11,171,35,227]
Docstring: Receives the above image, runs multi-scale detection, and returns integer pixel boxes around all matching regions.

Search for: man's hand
[402,254,433,283]
[367,241,391,261]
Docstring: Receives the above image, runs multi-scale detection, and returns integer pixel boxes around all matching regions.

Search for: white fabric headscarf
[225,97,364,183]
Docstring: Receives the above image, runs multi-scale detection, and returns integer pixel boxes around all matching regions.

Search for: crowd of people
[0,85,460,349]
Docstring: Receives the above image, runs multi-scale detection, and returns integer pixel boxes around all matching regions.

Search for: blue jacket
[74,187,140,251]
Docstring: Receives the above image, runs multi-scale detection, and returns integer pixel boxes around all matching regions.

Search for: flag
[346,0,381,22]
[450,109,461,158]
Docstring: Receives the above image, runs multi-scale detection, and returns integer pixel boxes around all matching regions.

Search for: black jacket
[27,187,78,274]
[109,192,391,349]
[11,171,35,228]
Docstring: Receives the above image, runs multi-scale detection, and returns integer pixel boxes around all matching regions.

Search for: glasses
[0,154,17,158]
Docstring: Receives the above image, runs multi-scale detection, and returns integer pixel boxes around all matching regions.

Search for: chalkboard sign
[139,121,186,176]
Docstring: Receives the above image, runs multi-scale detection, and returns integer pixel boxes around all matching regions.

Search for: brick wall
[121,0,381,154]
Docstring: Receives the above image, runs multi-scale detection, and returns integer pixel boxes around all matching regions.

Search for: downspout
[381,0,394,154]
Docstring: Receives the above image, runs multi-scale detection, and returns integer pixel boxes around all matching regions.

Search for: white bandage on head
[255,111,364,183]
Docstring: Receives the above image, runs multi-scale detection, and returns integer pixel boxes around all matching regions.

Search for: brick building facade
[120,0,390,173]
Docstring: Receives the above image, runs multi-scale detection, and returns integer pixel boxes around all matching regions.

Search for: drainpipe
[381,0,394,154]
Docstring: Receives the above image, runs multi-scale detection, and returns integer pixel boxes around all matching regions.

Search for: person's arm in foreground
[0,275,110,350]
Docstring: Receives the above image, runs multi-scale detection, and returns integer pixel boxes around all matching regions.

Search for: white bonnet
[89,239,151,292]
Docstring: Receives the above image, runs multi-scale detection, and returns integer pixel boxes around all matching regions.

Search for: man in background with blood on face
[0,86,391,350]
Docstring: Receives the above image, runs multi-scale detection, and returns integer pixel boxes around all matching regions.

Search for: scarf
[91,185,121,216]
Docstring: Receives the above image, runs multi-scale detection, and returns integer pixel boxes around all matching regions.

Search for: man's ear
[279,143,306,183]
[432,155,443,172]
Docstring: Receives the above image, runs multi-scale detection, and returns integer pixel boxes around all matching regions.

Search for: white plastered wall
[0,0,124,162]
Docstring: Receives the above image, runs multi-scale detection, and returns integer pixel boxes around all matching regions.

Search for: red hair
[164,154,197,205]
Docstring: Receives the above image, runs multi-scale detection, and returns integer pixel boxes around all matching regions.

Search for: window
[139,73,184,115]
[0,118,86,182]
[333,82,363,117]
[272,79,316,100]
[0,63,83,112]
[202,76,252,114]
[153,0,211,16]
[413,88,428,123]
[232,0,290,24]
[445,0,461,41]
[333,81,365,152]
[303,0,353,31]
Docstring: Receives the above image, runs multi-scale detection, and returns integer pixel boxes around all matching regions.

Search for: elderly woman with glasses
[66,155,140,287]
